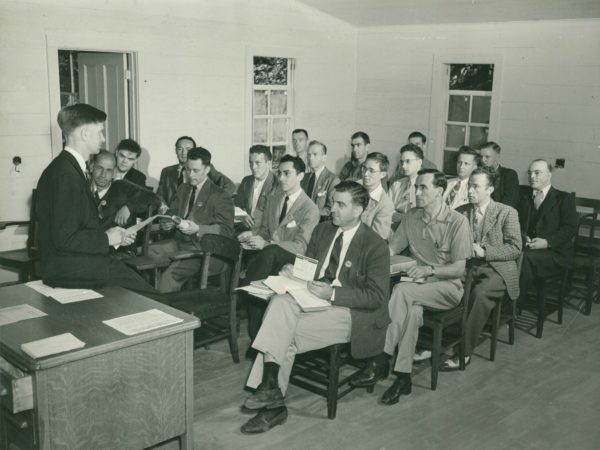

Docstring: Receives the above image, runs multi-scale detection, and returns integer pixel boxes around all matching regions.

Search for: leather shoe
[245,346,258,361]
[381,377,412,405]
[439,355,471,372]
[243,385,285,410]
[413,349,431,362]
[349,358,389,388]
[240,407,288,434]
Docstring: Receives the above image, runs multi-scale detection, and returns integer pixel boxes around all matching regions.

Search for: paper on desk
[25,280,103,304]
[21,333,85,359]
[103,309,183,336]
[0,304,47,327]
[293,254,318,281]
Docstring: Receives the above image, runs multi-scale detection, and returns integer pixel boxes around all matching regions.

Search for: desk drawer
[0,359,33,414]
[1,408,36,450]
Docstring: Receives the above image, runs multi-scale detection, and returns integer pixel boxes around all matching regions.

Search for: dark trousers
[108,258,166,302]
[519,249,563,305]
[244,244,296,341]
[465,264,507,356]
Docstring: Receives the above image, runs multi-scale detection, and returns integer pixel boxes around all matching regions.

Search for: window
[252,56,294,169]
[443,64,494,175]
[58,50,80,107]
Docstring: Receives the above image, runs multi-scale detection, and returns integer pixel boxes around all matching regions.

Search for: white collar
[313,166,325,179]
[369,184,384,202]
[534,184,551,200]
[476,199,491,216]
[253,176,267,188]
[64,146,87,175]
[336,221,361,240]
[284,187,303,208]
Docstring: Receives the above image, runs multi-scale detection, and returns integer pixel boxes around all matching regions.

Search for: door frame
[45,32,139,158]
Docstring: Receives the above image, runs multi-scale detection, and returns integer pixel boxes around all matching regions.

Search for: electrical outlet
[555,158,565,169]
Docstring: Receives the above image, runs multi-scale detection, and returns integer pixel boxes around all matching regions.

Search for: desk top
[0,284,199,371]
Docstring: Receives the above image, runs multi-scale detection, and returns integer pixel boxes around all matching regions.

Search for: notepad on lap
[263,276,331,312]
[21,333,85,359]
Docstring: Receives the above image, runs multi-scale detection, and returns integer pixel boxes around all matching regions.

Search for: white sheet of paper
[235,285,274,300]
[263,275,306,295]
[102,309,183,336]
[25,280,103,304]
[390,255,417,275]
[234,207,249,217]
[293,254,318,282]
[21,333,85,359]
[288,288,331,312]
[0,304,47,327]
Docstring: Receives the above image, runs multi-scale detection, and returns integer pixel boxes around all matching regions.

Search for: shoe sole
[243,398,285,410]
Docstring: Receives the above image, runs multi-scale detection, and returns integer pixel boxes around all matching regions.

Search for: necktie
[533,190,543,210]
[323,232,344,283]
[446,180,461,206]
[279,196,290,224]
[85,171,93,191]
[177,167,184,186]
[185,185,197,219]
[305,172,316,198]
[93,191,101,206]
[474,207,484,243]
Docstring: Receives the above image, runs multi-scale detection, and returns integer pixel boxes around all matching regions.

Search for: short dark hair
[175,136,196,148]
[408,131,427,144]
[279,154,306,174]
[417,168,447,193]
[308,140,327,155]
[249,145,272,161]
[457,145,481,165]
[478,141,501,154]
[531,158,553,173]
[292,129,308,139]
[115,138,141,157]
[470,167,497,187]
[351,131,370,144]
[400,143,424,160]
[57,103,107,137]
[365,152,389,172]
[91,150,116,165]
[186,147,211,166]
[334,180,370,211]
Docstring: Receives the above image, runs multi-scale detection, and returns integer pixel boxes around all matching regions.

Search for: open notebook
[263,276,331,312]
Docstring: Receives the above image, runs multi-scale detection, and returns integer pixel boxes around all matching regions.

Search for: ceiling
[296,0,600,27]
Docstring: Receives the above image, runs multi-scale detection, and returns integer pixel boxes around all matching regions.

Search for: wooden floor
[188,290,600,450]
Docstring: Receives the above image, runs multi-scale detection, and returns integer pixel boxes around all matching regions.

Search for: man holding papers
[240,181,390,434]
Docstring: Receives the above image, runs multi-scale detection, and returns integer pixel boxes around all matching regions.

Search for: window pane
[448,95,470,122]
[449,64,494,91]
[272,118,288,142]
[253,90,268,115]
[469,126,489,147]
[446,124,466,148]
[253,56,288,85]
[443,150,459,176]
[253,119,268,144]
[270,91,287,115]
[272,145,287,170]
[471,96,491,124]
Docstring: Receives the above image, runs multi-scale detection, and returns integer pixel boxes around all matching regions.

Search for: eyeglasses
[360,166,382,175]
[527,170,546,176]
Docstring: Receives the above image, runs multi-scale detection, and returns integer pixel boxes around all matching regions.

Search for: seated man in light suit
[351,169,471,404]
[301,140,339,221]
[443,145,480,210]
[234,145,278,233]
[359,152,394,240]
[240,181,390,434]
[238,155,320,350]
[150,147,234,293]
[389,144,423,227]
[441,168,521,370]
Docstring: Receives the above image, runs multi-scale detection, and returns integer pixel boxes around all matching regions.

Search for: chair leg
[508,301,516,345]
[536,281,546,339]
[327,345,341,419]
[228,293,239,363]
[558,271,567,324]
[490,302,501,362]
[584,268,594,316]
[430,323,443,391]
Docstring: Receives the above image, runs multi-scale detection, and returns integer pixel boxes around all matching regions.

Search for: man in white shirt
[360,152,394,240]
[443,145,480,210]
[389,144,423,226]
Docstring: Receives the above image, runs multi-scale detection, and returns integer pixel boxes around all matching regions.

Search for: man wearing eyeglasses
[389,144,423,227]
[388,131,437,184]
[359,152,394,240]
[516,159,577,308]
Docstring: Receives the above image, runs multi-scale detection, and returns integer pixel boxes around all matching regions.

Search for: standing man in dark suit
[517,159,577,306]
[157,136,236,205]
[35,104,161,299]
[113,138,147,187]
[301,140,339,220]
[240,181,390,434]
[234,145,278,232]
[441,168,521,370]
[479,141,520,209]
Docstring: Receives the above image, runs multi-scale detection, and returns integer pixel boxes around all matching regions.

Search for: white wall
[356,19,600,197]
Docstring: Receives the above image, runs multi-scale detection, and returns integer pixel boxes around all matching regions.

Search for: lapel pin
[345,261,352,268]
[196,202,203,207]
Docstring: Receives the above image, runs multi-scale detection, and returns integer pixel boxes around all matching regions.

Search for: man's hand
[237,231,253,242]
[473,243,486,258]
[178,220,200,235]
[279,264,294,278]
[115,205,131,226]
[307,280,333,301]
[241,215,255,229]
[122,231,137,247]
[407,265,434,279]
[527,237,548,250]
[247,235,267,250]
[106,227,126,247]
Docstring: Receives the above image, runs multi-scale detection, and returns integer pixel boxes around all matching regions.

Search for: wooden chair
[0,190,38,283]
[417,267,474,390]
[164,234,242,363]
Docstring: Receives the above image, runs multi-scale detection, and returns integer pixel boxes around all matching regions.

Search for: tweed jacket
[301,166,339,217]
[361,187,394,241]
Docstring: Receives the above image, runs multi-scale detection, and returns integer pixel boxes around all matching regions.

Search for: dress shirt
[533,184,552,203]
[369,184,384,203]
[251,176,267,215]
[317,221,361,286]
[97,186,110,200]
[113,170,126,181]
[64,146,87,175]
[281,188,302,213]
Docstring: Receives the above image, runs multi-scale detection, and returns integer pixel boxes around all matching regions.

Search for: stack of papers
[0,304,46,327]
[25,280,103,304]
[390,255,417,275]
[263,276,331,312]
[103,309,183,336]
[21,333,85,359]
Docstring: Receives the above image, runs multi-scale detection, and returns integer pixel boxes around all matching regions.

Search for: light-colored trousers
[246,293,351,394]
[384,280,463,373]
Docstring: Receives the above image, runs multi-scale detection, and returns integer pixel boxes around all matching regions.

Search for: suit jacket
[170,179,234,242]
[301,167,339,217]
[442,177,470,210]
[361,188,394,240]
[257,189,320,255]
[123,167,147,187]
[97,180,162,230]
[456,200,522,299]
[491,166,519,209]
[158,163,236,205]
[306,222,390,359]
[36,150,110,288]
[517,186,577,265]
[234,172,278,231]
[339,158,362,182]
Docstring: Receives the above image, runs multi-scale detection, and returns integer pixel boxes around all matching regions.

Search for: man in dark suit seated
[149,147,234,293]
[239,181,390,434]
[479,141,520,209]
[300,140,339,220]
[35,103,162,300]
[234,145,278,233]
[441,168,521,370]
[157,136,236,205]
[517,159,577,307]
[112,138,147,187]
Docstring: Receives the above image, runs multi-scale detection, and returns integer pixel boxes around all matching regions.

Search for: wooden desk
[0,284,200,450]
